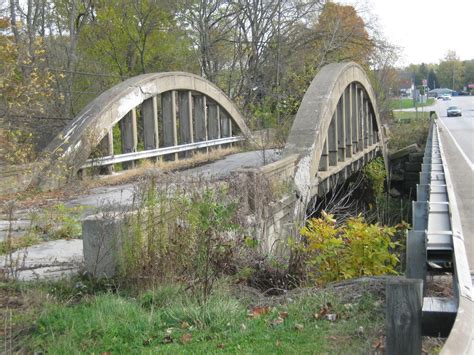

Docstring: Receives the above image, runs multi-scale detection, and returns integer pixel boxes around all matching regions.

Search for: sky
[338,0,474,66]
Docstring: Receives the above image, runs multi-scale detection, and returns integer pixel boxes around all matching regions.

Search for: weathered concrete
[32,72,252,190]
[82,213,125,278]
[142,96,159,150]
[283,62,387,201]
[0,239,83,281]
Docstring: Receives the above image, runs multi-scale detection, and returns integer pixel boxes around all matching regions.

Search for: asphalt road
[436,97,474,165]
[434,96,474,271]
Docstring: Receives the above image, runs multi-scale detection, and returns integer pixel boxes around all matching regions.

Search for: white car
[447,106,462,117]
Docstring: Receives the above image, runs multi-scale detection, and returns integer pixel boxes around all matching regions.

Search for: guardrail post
[386,277,423,355]
[406,230,427,281]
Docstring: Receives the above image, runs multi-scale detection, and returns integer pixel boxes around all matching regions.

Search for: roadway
[434,96,474,273]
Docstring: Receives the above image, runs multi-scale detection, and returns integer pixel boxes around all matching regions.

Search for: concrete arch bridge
[34,62,387,251]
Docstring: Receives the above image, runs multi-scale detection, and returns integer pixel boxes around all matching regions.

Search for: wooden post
[386,277,423,355]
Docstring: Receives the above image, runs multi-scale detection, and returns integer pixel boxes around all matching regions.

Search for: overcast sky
[338,0,474,66]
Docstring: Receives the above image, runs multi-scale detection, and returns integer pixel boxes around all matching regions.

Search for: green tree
[427,68,439,89]
[79,0,196,77]
[418,62,428,82]
[437,50,464,90]
[462,60,474,88]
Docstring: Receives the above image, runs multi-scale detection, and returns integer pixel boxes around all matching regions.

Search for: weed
[0,203,83,256]
[20,281,383,354]
[296,211,399,286]
[112,177,239,303]
[363,157,386,199]
[389,115,430,151]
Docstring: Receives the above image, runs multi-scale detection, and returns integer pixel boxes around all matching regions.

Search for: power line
[20,65,129,79]
[4,114,71,121]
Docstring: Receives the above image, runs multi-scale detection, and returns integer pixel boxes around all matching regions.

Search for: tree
[418,63,428,82]
[437,50,464,90]
[462,60,474,88]
[313,2,373,65]
[0,17,54,163]
[427,68,439,89]
[80,0,195,78]
[279,2,374,115]
[175,0,236,84]
[367,36,400,121]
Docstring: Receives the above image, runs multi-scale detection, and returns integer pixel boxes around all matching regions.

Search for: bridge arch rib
[33,72,251,189]
[283,62,388,200]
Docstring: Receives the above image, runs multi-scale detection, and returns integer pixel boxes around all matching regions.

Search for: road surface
[0,148,280,280]
[434,96,474,271]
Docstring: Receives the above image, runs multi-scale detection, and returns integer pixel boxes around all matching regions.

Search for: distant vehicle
[447,106,462,117]
[437,94,451,100]
[458,91,470,96]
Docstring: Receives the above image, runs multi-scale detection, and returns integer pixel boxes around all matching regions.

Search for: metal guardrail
[407,120,473,353]
[81,136,245,168]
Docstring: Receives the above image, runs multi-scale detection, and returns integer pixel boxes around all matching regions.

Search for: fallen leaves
[180,333,192,344]
[181,321,191,330]
[313,302,338,322]
[248,306,270,318]
[294,323,304,331]
[270,317,284,326]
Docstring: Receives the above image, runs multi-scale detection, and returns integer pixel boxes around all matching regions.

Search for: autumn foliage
[297,211,399,285]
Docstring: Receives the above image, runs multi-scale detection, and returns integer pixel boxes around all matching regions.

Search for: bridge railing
[407,119,473,353]
[81,136,244,169]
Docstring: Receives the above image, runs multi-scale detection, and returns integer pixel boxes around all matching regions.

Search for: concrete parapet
[82,213,128,278]
[259,154,298,184]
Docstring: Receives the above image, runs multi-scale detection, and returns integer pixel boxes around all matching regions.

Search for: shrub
[388,117,430,151]
[296,211,399,285]
[118,179,239,302]
[362,157,386,198]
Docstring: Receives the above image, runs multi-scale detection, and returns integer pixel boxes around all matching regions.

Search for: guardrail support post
[406,230,427,282]
[386,277,423,355]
